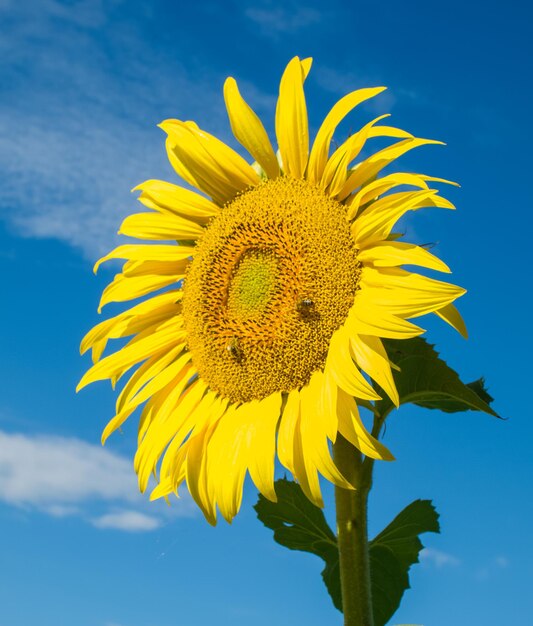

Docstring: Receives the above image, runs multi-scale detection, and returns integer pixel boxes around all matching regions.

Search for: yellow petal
[247,392,283,502]
[352,189,438,246]
[435,303,468,338]
[81,291,181,357]
[224,77,280,179]
[94,245,195,273]
[336,389,394,460]
[307,86,386,184]
[299,372,353,489]
[121,259,189,278]
[98,273,183,311]
[300,57,313,78]
[350,334,399,406]
[207,401,253,523]
[277,389,300,475]
[360,267,466,319]
[185,396,228,524]
[338,138,444,200]
[115,342,184,414]
[161,120,259,205]
[292,409,323,507]
[77,319,185,390]
[320,369,339,442]
[358,241,451,273]
[119,212,204,241]
[275,56,309,178]
[326,327,381,400]
[346,172,431,220]
[132,366,193,487]
[134,179,219,223]
[321,115,389,194]
[157,379,208,480]
[345,298,424,339]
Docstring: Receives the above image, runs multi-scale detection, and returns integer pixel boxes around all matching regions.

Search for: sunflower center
[182,176,361,403]
[226,248,279,320]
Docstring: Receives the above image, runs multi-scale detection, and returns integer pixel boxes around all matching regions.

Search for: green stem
[333,435,374,626]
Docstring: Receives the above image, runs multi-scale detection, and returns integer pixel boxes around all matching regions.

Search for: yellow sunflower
[78,57,466,524]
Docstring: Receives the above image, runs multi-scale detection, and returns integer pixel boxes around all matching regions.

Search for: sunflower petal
[134,179,219,223]
[300,372,353,489]
[247,393,283,502]
[292,407,323,507]
[338,138,444,200]
[94,245,195,273]
[156,379,208,481]
[321,114,389,193]
[119,212,204,241]
[358,241,451,273]
[352,190,438,246]
[275,56,310,178]
[224,77,280,179]
[161,120,259,205]
[98,273,183,311]
[185,396,228,524]
[336,389,394,460]
[277,389,300,474]
[207,402,253,523]
[77,320,185,390]
[326,327,382,400]
[345,299,424,339]
[435,303,468,338]
[350,334,399,406]
[307,86,386,184]
[360,267,466,319]
[346,172,431,219]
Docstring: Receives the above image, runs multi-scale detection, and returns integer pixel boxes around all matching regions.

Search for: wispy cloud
[0,429,194,530]
[245,4,321,36]
[0,0,237,260]
[420,547,461,568]
[475,555,511,581]
[91,510,161,532]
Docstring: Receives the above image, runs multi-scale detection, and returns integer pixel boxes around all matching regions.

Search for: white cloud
[245,5,321,35]
[0,429,194,529]
[91,510,161,532]
[420,547,461,568]
[0,430,137,506]
[0,0,239,260]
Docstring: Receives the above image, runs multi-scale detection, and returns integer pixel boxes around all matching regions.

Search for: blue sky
[1,0,531,624]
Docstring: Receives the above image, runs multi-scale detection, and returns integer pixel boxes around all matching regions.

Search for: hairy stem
[333,435,374,626]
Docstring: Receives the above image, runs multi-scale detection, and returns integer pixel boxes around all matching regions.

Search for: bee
[297,297,314,315]
[226,337,243,363]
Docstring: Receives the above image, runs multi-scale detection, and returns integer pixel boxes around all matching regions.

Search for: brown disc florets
[182,176,361,403]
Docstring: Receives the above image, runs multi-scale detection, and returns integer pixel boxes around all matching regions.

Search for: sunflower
[78,57,466,524]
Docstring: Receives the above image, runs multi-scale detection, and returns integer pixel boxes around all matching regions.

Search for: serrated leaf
[256,480,440,624]
[369,500,440,626]
[376,338,500,418]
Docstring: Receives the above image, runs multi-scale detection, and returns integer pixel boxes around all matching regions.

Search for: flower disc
[182,176,361,403]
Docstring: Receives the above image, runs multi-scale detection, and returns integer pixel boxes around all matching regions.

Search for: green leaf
[369,500,440,626]
[255,480,440,624]
[369,545,407,625]
[376,338,500,418]
[254,478,342,610]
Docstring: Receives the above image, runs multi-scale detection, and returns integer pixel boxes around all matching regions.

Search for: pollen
[182,176,361,402]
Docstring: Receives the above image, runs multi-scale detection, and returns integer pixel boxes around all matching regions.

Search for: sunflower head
[79,57,466,524]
